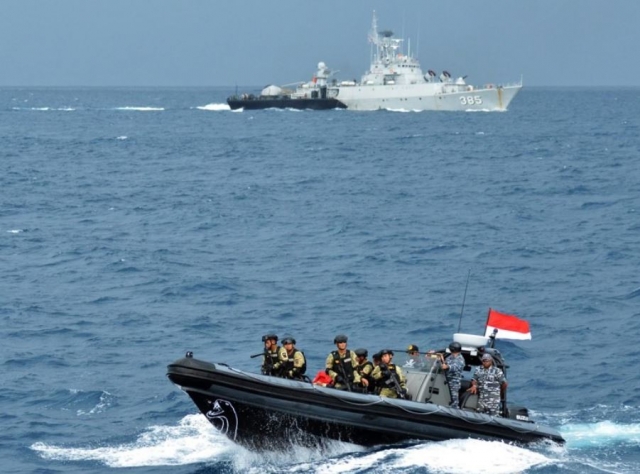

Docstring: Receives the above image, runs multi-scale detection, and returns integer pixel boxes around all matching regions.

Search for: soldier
[260,333,281,376]
[372,351,382,367]
[440,341,465,407]
[354,348,374,393]
[325,334,361,390]
[371,349,408,399]
[469,353,507,416]
[279,335,307,380]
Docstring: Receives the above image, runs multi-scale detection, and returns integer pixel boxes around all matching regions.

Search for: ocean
[1,86,640,473]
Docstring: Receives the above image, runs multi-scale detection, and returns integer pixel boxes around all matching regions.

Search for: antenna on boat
[457,270,471,333]
[416,8,421,58]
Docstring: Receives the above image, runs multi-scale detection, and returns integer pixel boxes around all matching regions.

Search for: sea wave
[197,103,231,111]
[31,414,228,467]
[114,106,164,111]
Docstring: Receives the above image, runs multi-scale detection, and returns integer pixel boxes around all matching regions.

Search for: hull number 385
[460,96,483,105]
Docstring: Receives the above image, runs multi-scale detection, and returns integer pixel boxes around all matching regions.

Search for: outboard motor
[507,405,531,422]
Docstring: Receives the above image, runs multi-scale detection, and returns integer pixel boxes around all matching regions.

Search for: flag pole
[456,270,471,333]
[485,308,492,331]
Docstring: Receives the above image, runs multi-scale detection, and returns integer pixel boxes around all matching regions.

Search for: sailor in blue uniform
[440,341,465,407]
[470,353,507,416]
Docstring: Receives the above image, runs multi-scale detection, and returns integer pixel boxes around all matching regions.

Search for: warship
[332,11,522,111]
[226,12,521,112]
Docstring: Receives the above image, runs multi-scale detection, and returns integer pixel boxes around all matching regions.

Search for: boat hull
[167,357,564,450]
[335,84,521,111]
[227,97,346,111]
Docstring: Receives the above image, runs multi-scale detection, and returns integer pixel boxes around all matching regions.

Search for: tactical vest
[283,349,307,377]
[378,363,400,388]
[356,360,375,391]
[262,346,280,375]
[330,350,355,382]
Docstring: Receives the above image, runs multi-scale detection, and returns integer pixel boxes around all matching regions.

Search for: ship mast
[368,10,380,63]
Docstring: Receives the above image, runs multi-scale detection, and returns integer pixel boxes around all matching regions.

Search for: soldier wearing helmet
[440,341,466,407]
[325,334,361,390]
[260,333,281,376]
[279,335,307,380]
[371,349,408,398]
[354,348,374,393]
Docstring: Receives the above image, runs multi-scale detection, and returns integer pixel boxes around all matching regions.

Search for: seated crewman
[371,349,408,399]
[279,335,307,380]
[354,348,374,393]
[325,334,361,390]
[260,333,281,376]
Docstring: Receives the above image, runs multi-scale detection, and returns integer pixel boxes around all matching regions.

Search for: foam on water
[11,107,76,111]
[31,414,231,467]
[562,421,640,448]
[31,414,365,470]
[233,440,365,473]
[256,439,552,474]
[387,440,549,474]
[75,390,114,416]
[197,102,231,111]
[114,106,165,111]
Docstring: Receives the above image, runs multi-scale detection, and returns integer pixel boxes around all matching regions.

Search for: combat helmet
[354,348,368,357]
[448,341,462,353]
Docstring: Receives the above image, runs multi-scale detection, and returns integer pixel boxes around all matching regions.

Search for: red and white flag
[484,308,532,340]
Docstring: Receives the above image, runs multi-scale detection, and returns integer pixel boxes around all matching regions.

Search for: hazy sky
[2,0,639,87]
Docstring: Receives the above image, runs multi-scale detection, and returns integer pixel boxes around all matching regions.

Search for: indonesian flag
[484,308,532,340]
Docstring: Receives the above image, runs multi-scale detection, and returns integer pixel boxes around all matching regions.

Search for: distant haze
[1,0,639,87]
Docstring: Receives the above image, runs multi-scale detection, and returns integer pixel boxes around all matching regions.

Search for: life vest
[329,349,355,382]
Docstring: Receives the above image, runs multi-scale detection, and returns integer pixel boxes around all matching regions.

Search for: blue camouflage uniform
[472,365,506,416]
[444,352,465,407]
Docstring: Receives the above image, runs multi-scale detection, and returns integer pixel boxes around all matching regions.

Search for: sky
[1,0,639,87]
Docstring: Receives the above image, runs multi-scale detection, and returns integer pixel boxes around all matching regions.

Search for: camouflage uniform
[472,365,506,416]
[444,352,465,407]
[325,350,361,390]
[371,363,407,398]
[355,359,375,393]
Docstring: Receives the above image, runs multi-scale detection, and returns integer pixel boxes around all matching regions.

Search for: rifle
[252,349,277,376]
[336,359,353,392]
[381,364,407,399]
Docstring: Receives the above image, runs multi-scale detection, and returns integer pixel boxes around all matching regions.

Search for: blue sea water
[1,86,640,474]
